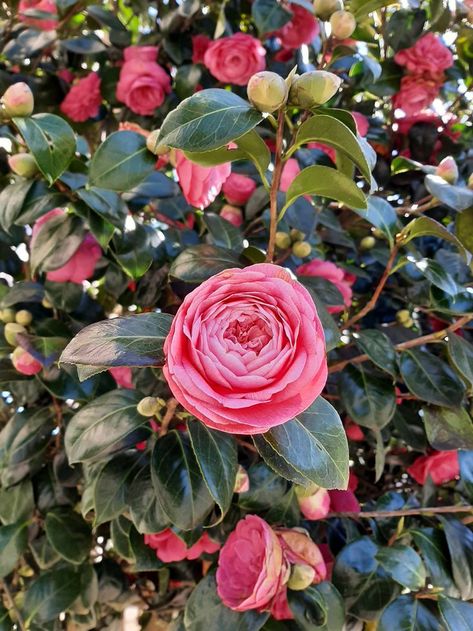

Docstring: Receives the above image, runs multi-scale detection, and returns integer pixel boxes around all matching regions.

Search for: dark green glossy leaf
[306,289,340,351]
[399,349,465,408]
[411,528,459,597]
[423,405,473,450]
[0,479,34,524]
[126,464,170,534]
[0,281,45,308]
[448,334,473,385]
[400,216,466,259]
[438,594,473,631]
[44,508,92,565]
[459,451,473,502]
[0,521,28,578]
[29,535,61,570]
[238,462,287,512]
[110,517,135,563]
[24,566,83,623]
[0,180,33,232]
[30,213,85,275]
[440,517,473,600]
[376,544,426,590]
[288,582,345,631]
[203,213,244,251]
[354,329,398,376]
[253,396,349,489]
[129,526,162,571]
[169,244,242,284]
[300,276,344,307]
[378,595,441,631]
[339,365,396,429]
[111,222,158,279]
[251,0,291,33]
[77,187,127,229]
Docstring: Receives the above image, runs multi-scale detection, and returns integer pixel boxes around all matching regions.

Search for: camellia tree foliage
[1,0,473,629]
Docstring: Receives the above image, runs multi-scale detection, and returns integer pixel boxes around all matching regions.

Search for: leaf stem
[1,579,26,631]
[265,108,285,263]
[328,505,473,519]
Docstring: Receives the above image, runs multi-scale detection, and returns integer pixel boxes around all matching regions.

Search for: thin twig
[265,108,285,263]
[328,505,473,519]
[159,398,178,437]
[1,579,26,631]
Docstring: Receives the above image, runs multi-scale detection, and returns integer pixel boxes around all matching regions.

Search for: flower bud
[0,308,16,324]
[297,485,331,520]
[247,71,288,113]
[11,347,42,376]
[233,465,250,493]
[287,564,316,590]
[220,204,243,227]
[292,241,312,258]
[396,309,411,324]
[468,173,473,190]
[290,228,306,242]
[137,396,162,417]
[41,297,53,309]
[360,235,376,250]
[330,10,356,39]
[4,323,26,346]
[275,231,292,249]
[8,153,38,178]
[313,0,343,20]
[15,310,33,326]
[435,156,458,184]
[146,130,169,156]
[2,83,34,117]
[289,71,342,109]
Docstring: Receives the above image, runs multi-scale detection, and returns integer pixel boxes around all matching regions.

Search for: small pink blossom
[60,72,102,122]
[274,5,319,49]
[222,173,257,205]
[145,529,220,563]
[18,0,57,31]
[220,204,243,227]
[407,451,459,485]
[192,34,211,64]
[280,158,300,192]
[204,33,266,85]
[394,33,453,76]
[297,486,331,520]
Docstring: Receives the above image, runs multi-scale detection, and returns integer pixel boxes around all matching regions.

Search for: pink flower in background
[192,34,211,64]
[109,367,133,389]
[280,158,300,192]
[393,75,440,116]
[175,151,231,209]
[220,204,243,227]
[163,264,327,434]
[216,515,287,611]
[60,72,102,122]
[186,532,221,559]
[31,209,101,284]
[407,451,459,485]
[328,488,360,513]
[204,33,266,85]
[274,5,319,48]
[57,69,74,83]
[145,529,220,563]
[394,33,453,76]
[222,173,257,205]
[297,486,331,520]
[116,46,171,116]
[308,142,336,162]
[345,418,364,441]
[297,259,355,313]
[11,348,42,375]
[18,0,57,30]
[352,111,369,136]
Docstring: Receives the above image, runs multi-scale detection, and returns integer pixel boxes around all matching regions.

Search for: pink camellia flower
[328,488,360,513]
[192,34,211,64]
[204,33,266,86]
[220,204,243,227]
[352,111,369,137]
[31,209,101,284]
[145,529,220,563]
[297,259,355,314]
[345,418,364,441]
[216,515,288,611]
[274,5,319,48]
[297,486,331,520]
[394,33,453,76]
[393,76,440,116]
[11,347,42,376]
[407,451,459,485]
[175,151,231,210]
[163,263,327,434]
[60,72,102,123]
[57,68,74,84]
[222,173,257,206]
[436,156,458,184]
[18,0,57,30]
[116,46,171,116]
[186,532,221,560]
[308,141,336,162]
[109,366,133,389]
[280,158,300,192]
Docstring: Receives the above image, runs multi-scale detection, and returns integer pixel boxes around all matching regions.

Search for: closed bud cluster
[146,129,169,156]
[247,71,288,113]
[330,10,356,39]
[313,0,343,20]
[435,156,458,184]
[289,71,342,109]
[1,82,34,117]
[8,153,38,178]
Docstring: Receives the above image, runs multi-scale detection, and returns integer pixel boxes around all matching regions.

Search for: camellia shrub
[1,0,473,629]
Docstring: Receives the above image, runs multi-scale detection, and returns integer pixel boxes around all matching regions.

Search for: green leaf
[400,216,466,260]
[13,114,75,184]
[203,213,244,251]
[300,276,344,307]
[423,405,473,450]
[251,0,292,33]
[111,516,135,563]
[158,89,263,152]
[88,131,156,192]
[0,521,28,578]
[439,595,473,631]
[448,334,473,385]
[339,365,396,429]
[253,396,349,489]
[126,464,170,534]
[237,462,287,512]
[378,595,442,631]
[353,329,398,376]
[60,312,173,373]
[425,174,473,212]
[0,479,34,524]
[188,421,238,523]
[29,535,61,570]
[129,526,162,571]
[169,244,242,284]
[281,165,367,219]
[412,528,459,597]
[288,582,345,631]
[0,281,45,309]
[410,257,459,296]
[399,349,465,408]
[111,222,157,279]
[24,566,83,624]
[0,180,33,232]
[151,430,215,531]
[77,187,127,229]
[45,508,92,565]
[353,196,399,248]
[184,573,269,631]
[376,545,426,590]
[456,207,473,254]
[440,517,473,600]
[293,115,371,182]
[30,212,85,275]
[351,0,398,18]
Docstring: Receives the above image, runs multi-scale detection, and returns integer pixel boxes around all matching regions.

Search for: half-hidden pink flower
[192,34,211,64]
[352,111,369,137]
[60,72,102,122]
[345,418,364,441]
[274,5,319,49]
[297,486,331,520]
[222,173,257,205]
[186,532,221,559]
[31,209,101,284]
[57,69,74,84]
[109,366,133,389]
[175,150,231,210]
[163,263,327,435]
[216,515,287,611]
[297,259,354,314]
[116,46,171,116]
[11,348,42,376]
[18,0,57,30]
[393,75,440,116]
[145,529,220,563]
[203,33,266,85]
[328,488,360,513]
[407,451,459,485]
[308,141,336,162]
[280,158,300,192]
[220,204,243,227]
[394,33,453,76]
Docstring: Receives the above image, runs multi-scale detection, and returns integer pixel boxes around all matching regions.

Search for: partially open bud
[360,235,376,250]
[275,231,292,249]
[15,310,33,326]
[292,241,312,258]
[330,10,356,39]
[296,485,331,520]
[0,308,16,323]
[289,71,342,109]
[146,130,169,156]
[11,347,42,376]
[8,153,38,178]
[220,204,243,227]
[247,71,288,113]
[313,0,343,20]
[435,156,458,184]
[287,563,316,591]
[233,465,250,493]
[4,323,26,346]
[2,83,34,117]
[396,309,411,324]
[137,396,162,417]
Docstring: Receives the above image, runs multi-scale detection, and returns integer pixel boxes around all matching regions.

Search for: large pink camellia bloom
[175,151,231,210]
[203,33,266,86]
[393,76,440,116]
[19,0,57,30]
[216,515,288,612]
[31,209,101,284]
[163,264,327,434]
[60,72,102,122]
[407,451,459,485]
[274,5,319,49]
[145,529,220,563]
[297,259,355,314]
[394,33,453,76]
[116,46,171,116]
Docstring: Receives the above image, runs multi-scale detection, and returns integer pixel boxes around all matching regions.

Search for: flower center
[224,312,272,354]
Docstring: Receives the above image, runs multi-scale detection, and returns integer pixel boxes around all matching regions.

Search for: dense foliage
[0,0,473,629]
